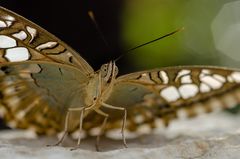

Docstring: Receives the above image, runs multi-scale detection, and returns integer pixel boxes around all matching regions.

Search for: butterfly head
[100,61,118,83]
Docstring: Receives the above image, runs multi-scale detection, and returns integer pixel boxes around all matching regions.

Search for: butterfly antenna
[88,11,111,50]
[115,27,184,62]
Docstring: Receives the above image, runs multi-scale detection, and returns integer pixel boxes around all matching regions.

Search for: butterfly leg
[101,102,128,148]
[94,109,109,151]
[47,111,71,146]
[70,108,85,151]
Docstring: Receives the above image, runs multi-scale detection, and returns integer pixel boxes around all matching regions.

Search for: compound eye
[100,64,108,77]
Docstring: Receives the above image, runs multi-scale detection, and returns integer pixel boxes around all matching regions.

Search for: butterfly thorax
[83,61,118,109]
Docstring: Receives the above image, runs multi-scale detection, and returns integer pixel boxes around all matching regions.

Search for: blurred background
[2,0,240,74]
[1,0,240,129]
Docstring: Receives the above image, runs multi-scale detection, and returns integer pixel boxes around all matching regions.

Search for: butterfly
[0,6,240,151]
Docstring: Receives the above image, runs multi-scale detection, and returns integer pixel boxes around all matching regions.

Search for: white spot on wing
[12,31,27,40]
[5,21,13,27]
[160,71,169,84]
[201,76,222,89]
[36,41,58,51]
[26,26,37,43]
[179,84,199,99]
[0,20,7,27]
[2,15,15,21]
[0,35,16,48]
[202,69,210,74]
[181,75,192,83]
[213,74,226,83]
[200,69,211,78]
[5,47,30,62]
[176,69,190,79]
[231,72,240,83]
[160,86,180,102]
[200,83,211,93]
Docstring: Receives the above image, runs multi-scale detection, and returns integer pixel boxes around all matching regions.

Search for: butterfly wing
[0,62,89,134]
[0,7,94,74]
[96,66,240,131]
[0,7,94,134]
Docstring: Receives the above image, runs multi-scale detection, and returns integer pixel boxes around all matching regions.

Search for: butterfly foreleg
[47,110,71,147]
[70,107,85,151]
[94,108,109,151]
[48,106,87,148]
[101,102,128,148]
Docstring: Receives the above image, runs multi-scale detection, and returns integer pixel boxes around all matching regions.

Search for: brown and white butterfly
[0,6,240,150]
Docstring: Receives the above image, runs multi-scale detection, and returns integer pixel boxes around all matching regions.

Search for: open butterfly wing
[102,66,240,131]
[1,7,240,137]
[0,7,94,75]
[0,62,89,134]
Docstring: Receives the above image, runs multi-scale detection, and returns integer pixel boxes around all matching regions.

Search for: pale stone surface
[0,112,240,159]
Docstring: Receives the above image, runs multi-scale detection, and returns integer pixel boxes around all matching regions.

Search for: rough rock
[0,112,240,159]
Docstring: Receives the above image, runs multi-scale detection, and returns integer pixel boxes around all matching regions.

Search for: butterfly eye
[100,64,108,77]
